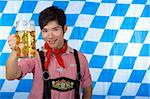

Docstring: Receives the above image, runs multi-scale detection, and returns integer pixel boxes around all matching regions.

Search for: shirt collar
[66,46,74,54]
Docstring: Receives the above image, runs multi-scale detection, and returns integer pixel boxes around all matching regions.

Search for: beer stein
[15,20,36,58]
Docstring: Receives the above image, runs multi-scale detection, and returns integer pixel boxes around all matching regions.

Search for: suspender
[38,50,51,99]
[74,49,81,99]
[37,49,81,99]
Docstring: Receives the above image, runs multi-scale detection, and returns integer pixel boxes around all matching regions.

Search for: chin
[49,44,59,49]
[48,45,56,48]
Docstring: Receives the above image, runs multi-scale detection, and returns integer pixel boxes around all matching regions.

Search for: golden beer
[15,20,36,58]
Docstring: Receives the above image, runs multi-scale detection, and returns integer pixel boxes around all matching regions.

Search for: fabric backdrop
[0,0,150,99]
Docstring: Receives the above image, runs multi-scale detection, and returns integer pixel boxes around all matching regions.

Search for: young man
[6,6,92,99]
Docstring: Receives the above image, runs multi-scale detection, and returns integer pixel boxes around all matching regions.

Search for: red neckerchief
[44,40,67,70]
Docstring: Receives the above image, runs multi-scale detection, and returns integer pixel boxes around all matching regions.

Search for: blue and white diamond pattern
[0,0,150,99]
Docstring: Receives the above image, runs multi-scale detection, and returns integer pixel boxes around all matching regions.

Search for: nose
[48,31,54,38]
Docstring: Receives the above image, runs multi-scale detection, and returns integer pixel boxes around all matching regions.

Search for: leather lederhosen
[37,49,81,99]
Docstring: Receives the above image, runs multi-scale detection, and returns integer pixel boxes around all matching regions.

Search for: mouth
[47,39,57,45]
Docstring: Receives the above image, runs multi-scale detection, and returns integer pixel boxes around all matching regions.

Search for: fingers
[8,34,17,50]
[9,41,16,50]
[8,34,15,41]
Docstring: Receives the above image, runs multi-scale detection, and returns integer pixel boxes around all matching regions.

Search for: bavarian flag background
[0,0,150,99]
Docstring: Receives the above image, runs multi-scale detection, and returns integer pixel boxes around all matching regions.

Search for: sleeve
[78,51,92,89]
[18,57,36,79]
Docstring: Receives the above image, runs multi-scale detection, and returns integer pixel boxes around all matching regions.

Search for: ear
[63,25,68,33]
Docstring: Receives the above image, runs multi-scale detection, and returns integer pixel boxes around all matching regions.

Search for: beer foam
[26,25,35,31]
[16,20,27,31]
[16,26,26,31]
[26,20,35,31]
[16,20,35,31]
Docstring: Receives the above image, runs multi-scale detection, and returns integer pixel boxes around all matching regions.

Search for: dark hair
[39,6,66,30]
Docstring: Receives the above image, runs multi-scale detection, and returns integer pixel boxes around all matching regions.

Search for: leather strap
[74,49,81,99]
[37,49,51,99]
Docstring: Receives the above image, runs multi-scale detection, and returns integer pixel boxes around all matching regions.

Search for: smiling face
[42,20,67,49]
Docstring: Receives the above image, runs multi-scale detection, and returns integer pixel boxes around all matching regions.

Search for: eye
[42,29,48,33]
[54,28,59,31]
[52,28,60,31]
